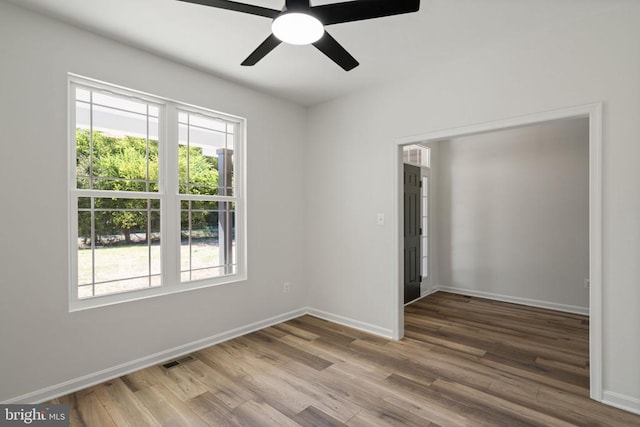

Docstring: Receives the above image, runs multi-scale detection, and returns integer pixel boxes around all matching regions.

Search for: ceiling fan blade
[311,0,420,25]
[313,31,359,71]
[176,0,280,19]
[241,34,282,66]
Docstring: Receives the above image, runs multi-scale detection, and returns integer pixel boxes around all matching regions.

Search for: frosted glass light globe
[272,13,324,45]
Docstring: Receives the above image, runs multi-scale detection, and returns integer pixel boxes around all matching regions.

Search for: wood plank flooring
[50,292,640,426]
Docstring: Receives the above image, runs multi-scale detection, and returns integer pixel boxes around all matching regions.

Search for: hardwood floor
[51,292,640,426]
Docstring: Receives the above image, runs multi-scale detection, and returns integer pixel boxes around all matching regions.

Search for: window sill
[69,273,248,312]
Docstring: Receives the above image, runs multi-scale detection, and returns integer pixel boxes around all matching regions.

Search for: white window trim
[68,74,247,312]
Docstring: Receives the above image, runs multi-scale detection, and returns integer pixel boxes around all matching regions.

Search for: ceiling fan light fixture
[272,13,324,45]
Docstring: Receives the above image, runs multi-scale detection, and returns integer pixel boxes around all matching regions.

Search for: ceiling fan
[177,0,421,71]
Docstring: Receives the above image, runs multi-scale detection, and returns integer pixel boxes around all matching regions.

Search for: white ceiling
[7,0,624,106]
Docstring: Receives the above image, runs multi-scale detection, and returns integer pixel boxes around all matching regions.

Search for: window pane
[181,200,235,282]
[77,197,161,299]
[75,101,90,130]
[93,245,153,282]
[226,134,235,152]
[78,285,93,299]
[75,87,159,193]
[76,88,90,102]
[422,256,429,278]
[92,91,148,116]
[188,122,226,147]
[78,197,91,210]
[191,115,227,133]
[178,110,234,196]
[149,209,161,277]
[178,138,220,195]
[94,276,160,297]
[77,211,93,286]
[148,138,160,192]
[75,102,91,189]
[92,104,151,138]
[190,210,219,271]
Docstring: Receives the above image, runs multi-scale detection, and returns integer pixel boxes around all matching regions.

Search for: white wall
[0,2,307,402]
[436,119,589,310]
[2,0,640,412]
[306,3,640,406]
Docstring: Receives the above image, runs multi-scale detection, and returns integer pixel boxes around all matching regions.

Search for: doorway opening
[393,103,603,401]
[402,144,433,304]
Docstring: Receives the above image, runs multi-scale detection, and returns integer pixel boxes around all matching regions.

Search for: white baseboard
[3,306,394,404]
[306,307,393,339]
[421,287,439,298]
[404,288,437,306]
[3,308,307,404]
[603,391,640,416]
[434,286,589,316]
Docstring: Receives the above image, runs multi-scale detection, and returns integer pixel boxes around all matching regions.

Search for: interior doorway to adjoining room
[393,103,603,401]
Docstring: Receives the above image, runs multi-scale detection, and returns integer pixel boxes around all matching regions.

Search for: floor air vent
[160,355,196,371]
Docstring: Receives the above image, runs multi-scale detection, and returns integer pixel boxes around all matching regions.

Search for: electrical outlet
[283,282,290,293]
[584,278,590,289]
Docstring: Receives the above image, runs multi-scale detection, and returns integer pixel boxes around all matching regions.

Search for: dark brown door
[404,163,421,303]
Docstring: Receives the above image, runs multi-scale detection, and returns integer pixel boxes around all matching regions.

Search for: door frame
[391,102,603,401]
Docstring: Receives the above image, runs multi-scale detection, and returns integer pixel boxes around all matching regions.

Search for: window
[403,144,430,167]
[69,75,246,310]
